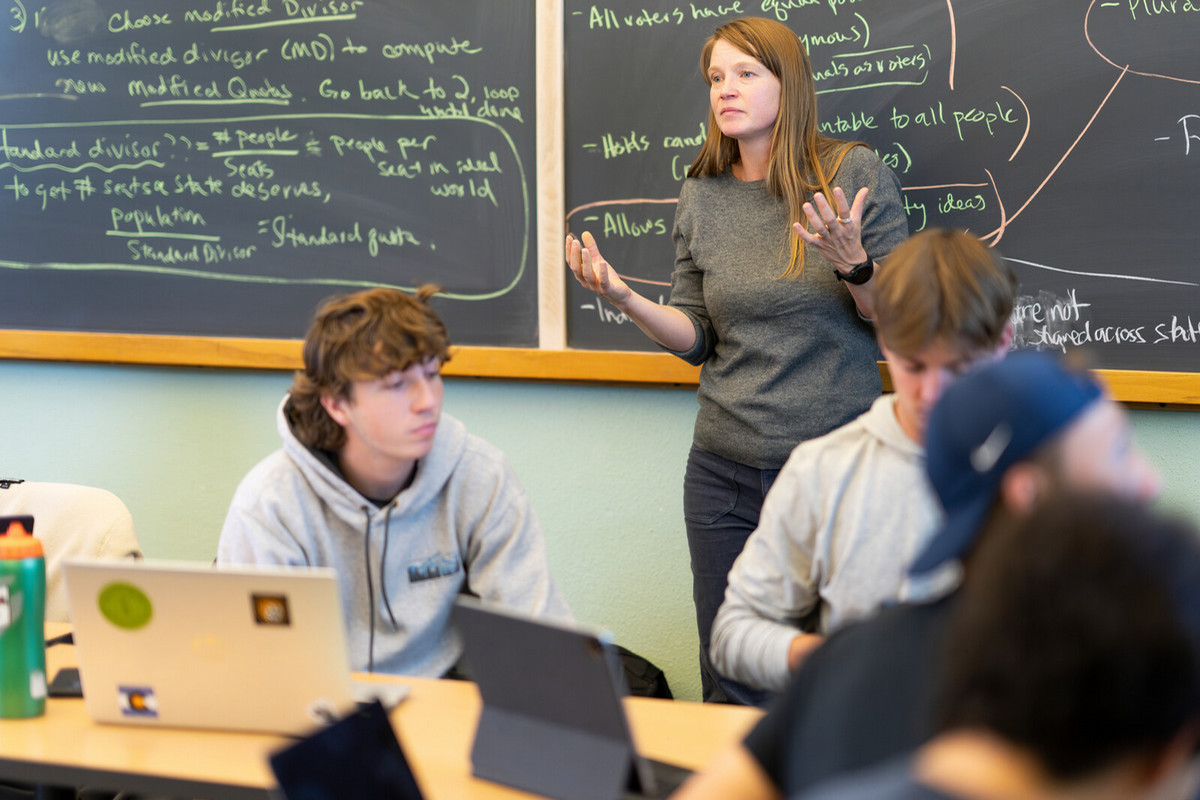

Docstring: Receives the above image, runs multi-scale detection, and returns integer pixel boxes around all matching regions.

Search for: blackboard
[0,0,538,346]
[563,0,1200,374]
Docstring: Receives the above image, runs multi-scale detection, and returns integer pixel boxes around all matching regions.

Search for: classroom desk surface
[0,625,762,799]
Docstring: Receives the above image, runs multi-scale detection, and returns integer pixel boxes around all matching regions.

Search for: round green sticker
[98,582,153,630]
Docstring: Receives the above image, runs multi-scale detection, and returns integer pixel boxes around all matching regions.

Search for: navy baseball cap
[910,351,1103,574]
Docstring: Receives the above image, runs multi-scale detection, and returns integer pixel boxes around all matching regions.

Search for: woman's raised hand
[793,186,870,270]
[565,231,633,305]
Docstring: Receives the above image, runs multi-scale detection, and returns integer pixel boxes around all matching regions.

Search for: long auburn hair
[689,17,863,277]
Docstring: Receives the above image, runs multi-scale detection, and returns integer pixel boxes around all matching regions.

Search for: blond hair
[873,229,1017,357]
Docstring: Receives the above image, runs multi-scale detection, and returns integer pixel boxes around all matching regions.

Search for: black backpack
[617,645,673,699]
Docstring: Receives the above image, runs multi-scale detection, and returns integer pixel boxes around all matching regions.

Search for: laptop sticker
[118,686,159,717]
[98,582,153,630]
[252,593,290,626]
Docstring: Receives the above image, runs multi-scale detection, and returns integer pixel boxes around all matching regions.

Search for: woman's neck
[731,140,770,181]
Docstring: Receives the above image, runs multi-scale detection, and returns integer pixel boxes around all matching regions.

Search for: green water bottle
[0,518,47,718]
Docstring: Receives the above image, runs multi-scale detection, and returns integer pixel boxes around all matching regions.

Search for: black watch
[834,257,874,285]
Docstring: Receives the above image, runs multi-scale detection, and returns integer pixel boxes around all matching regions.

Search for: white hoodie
[710,394,943,693]
[217,397,572,676]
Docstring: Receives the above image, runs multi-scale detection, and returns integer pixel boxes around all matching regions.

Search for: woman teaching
[565,16,908,704]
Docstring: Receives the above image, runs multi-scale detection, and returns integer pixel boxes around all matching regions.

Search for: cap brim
[910,490,995,574]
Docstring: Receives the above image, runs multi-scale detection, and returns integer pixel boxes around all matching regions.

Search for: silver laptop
[63,559,405,735]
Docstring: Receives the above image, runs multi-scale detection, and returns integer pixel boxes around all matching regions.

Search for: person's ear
[998,461,1044,517]
[995,321,1014,355]
[320,394,350,427]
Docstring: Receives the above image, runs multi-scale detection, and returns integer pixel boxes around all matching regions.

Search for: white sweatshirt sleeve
[710,460,822,693]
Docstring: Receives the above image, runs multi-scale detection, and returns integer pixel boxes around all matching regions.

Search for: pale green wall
[2,360,1198,701]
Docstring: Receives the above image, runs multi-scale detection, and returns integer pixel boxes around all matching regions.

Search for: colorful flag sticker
[252,593,290,626]
[118,686,158,717]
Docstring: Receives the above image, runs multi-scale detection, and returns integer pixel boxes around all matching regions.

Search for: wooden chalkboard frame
[0,0,1196,408]
[0,329,1196,408]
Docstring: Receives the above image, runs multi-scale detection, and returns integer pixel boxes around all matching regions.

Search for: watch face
[838,260,874,284]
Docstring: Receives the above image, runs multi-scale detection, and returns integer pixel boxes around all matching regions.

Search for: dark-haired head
[937,491,1200,781]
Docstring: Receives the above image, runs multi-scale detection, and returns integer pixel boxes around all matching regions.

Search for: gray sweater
[217,398,572,677]
[669,146,909,468]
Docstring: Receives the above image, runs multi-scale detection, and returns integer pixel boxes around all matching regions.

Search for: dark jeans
[683,445,778,706]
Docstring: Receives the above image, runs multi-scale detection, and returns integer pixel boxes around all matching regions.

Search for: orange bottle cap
[0,520,43,559]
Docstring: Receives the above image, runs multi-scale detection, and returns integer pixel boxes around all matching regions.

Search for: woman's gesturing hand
[793,186,870,271]
[565,231,633,306]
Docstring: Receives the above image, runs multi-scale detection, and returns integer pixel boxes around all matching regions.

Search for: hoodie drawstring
[362,506,376,673]
[362,503,400,673]
[379,504,398,626]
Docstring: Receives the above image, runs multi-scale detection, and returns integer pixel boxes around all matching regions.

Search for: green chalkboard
[564,0,1200,374]
[0,0,538,345]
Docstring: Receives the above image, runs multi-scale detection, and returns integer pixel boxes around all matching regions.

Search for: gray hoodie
[217,397,572,676]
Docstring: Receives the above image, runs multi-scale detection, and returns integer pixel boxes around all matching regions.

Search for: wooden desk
[0,627,762,799]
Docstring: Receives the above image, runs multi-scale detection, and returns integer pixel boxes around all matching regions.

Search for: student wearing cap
[798,493,1200,800]
[673,351,1161,800]
[708,229,1016,699]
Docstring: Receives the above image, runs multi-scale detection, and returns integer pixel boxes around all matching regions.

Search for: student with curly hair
[218,286,571,676]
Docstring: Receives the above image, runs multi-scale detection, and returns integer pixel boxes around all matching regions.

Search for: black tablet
[269,700,423,800]
[452,597,690,800]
